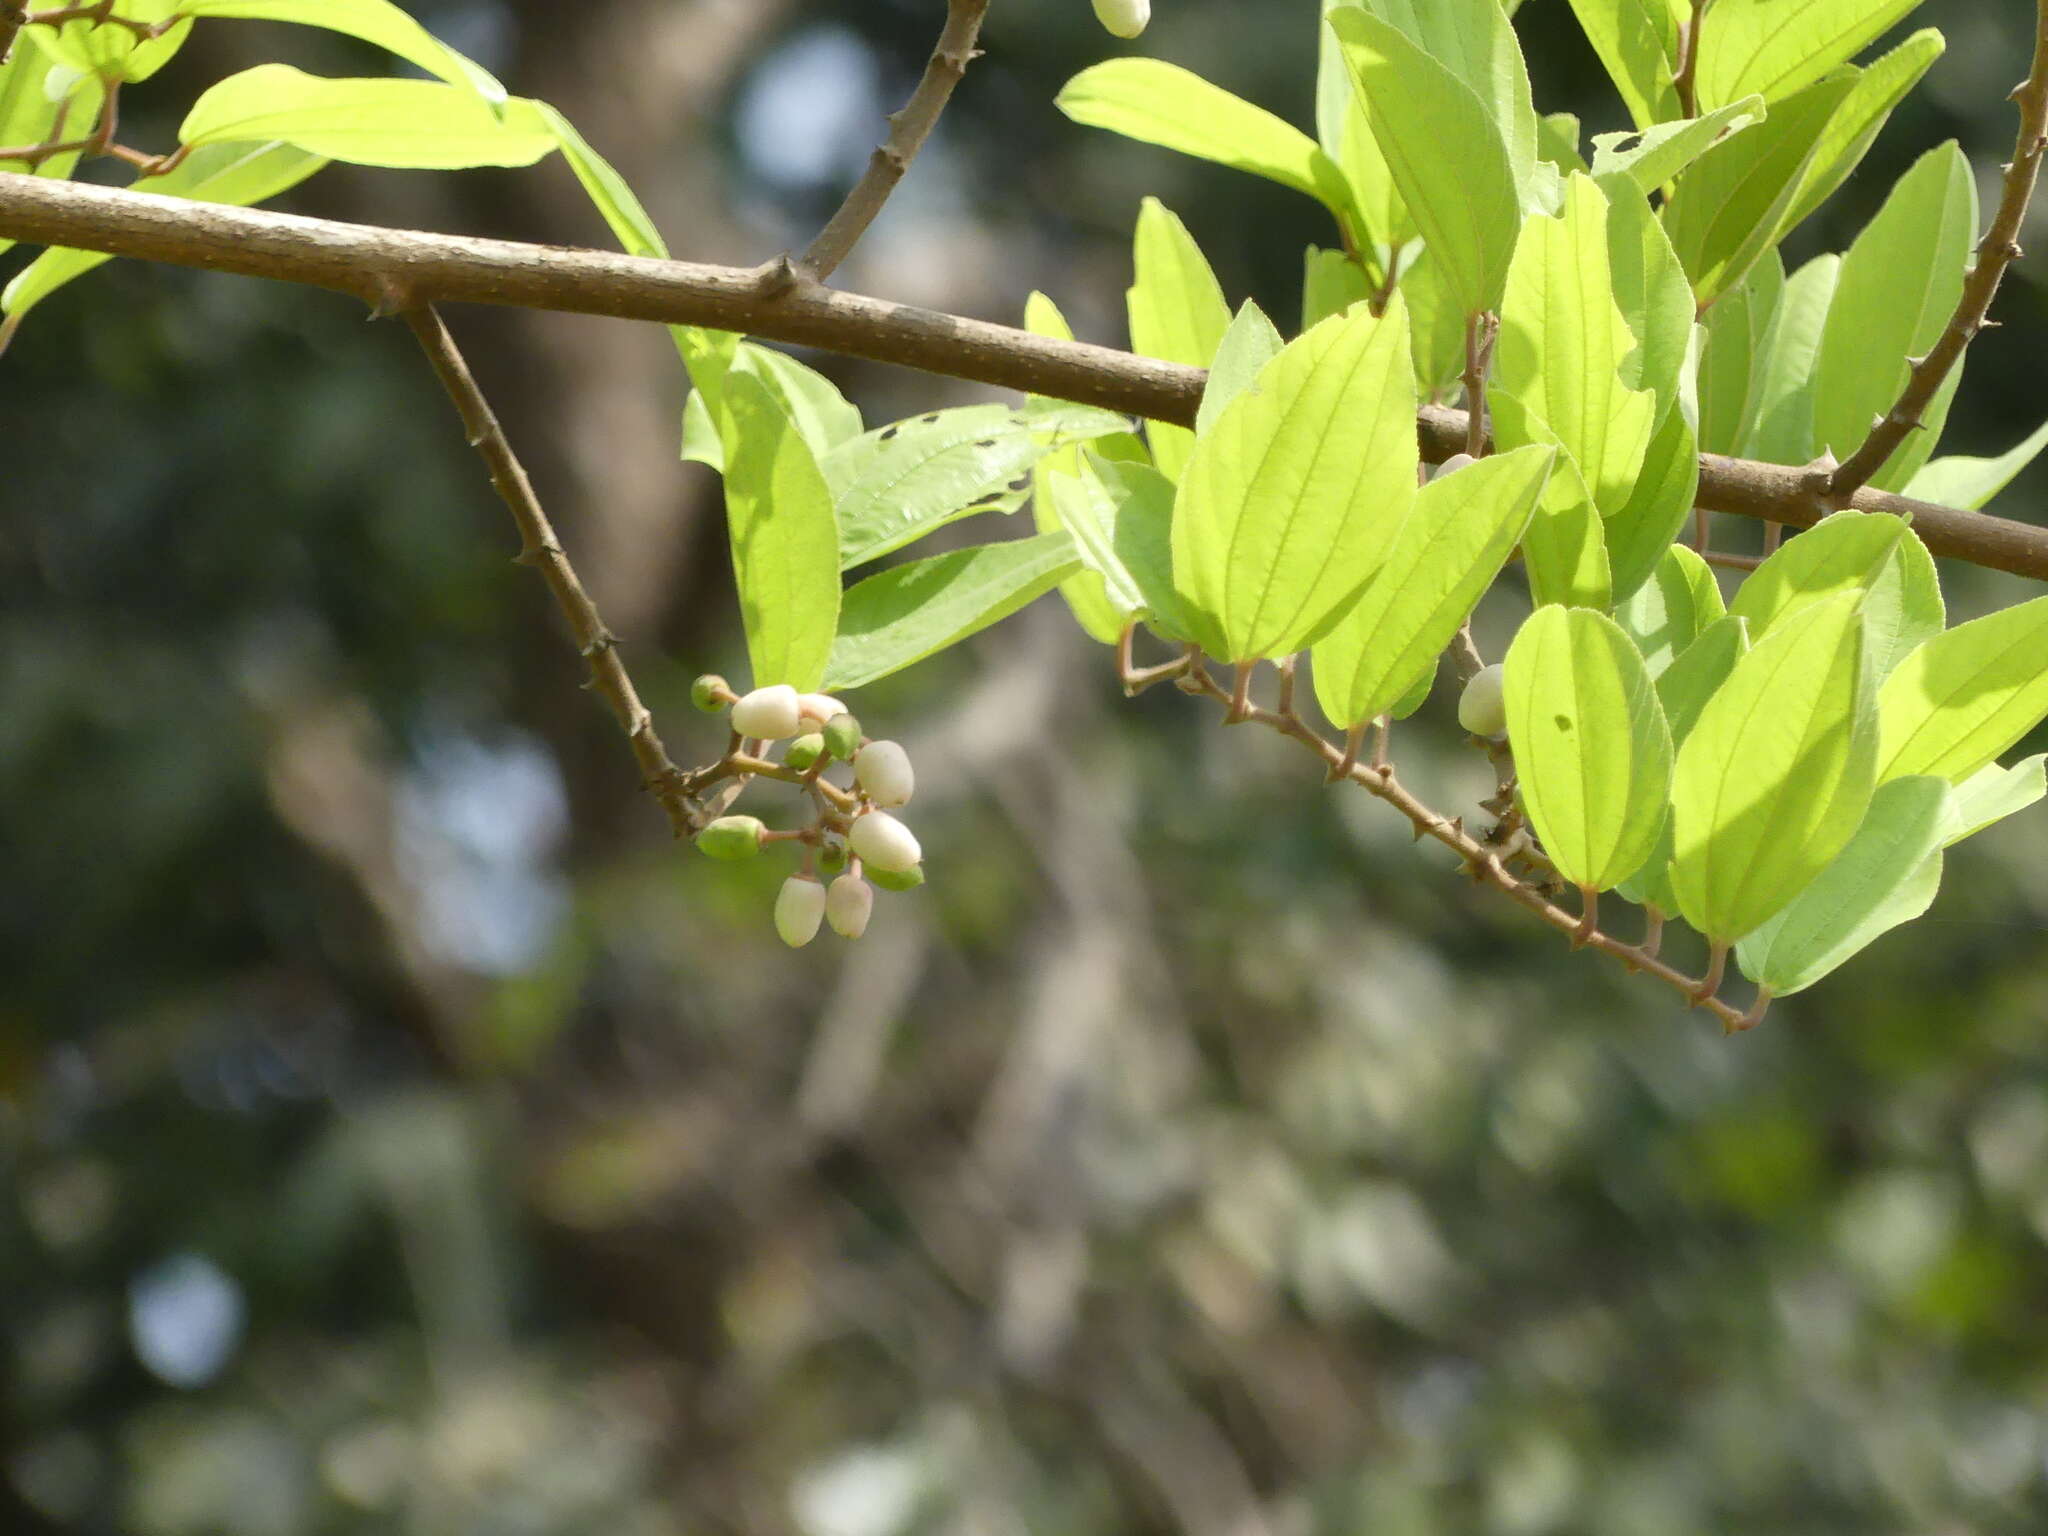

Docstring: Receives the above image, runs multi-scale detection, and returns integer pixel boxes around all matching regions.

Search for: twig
[1700,548,1763,571]
[1827,0,2048,504]
[799,0,990,282]
[1673,0,1710,119]
[3,175,2048,580]
[401,304,699,839]
[0,2,28,63]
[23,0,169,39]
[1461,312,1496,458]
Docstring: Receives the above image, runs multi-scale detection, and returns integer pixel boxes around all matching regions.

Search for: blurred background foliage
[9,1,2048,1532]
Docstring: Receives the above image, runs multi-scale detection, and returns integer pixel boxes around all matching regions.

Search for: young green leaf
[721,374,842,693]
[1302,247,1373,333]
[1662,71,1858,308]
[1604,407,1700,602]
[1097,458,1204,643]
[1942,755,2048,848]
[1726,513,1908,640]
[682,344,863,473]
[0,42,103,201]
[1056,60,1343,212]
[179,67,558,168]
[1043,466,1147,633]
[3,142,325,322]
[1734,774,1948,997]
[1504,606,1673,893]
[1490,393,1612,611]
[1313,445,1553,729]
[1741,254,1840,467]
[183,0,508,102]
[1563,0,1684,131]
[1129,198,1233,482]
[1617,544,1726,678]
[1396,246,1470,399]
[1878,596,2048,784]
[1197,301,1286,437]
[1668,594,1877,944]
[1812,143,1976,492]
[1539,113,1589,177]
[1025,292,1126,645]
[1602,175,1695,424]
[1693,0,1929,111]
[1904,418,2048,511]
[1496,175,1656,520]
[824,533,1083,690]
[1861,529,1944,683]
[30,0,189,83]
[825,403,1126,570]
[1589,97,1767,193]
[1698,252,1784,457]
[1316,2,1412,260]
[1328,6,1523,317]
[1172,298,1418,661]
[1778,30,1945,236]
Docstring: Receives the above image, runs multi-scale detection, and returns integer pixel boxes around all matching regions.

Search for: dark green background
[8,2,2048,1531]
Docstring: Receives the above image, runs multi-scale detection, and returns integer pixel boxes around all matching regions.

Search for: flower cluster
[689,679,926,948]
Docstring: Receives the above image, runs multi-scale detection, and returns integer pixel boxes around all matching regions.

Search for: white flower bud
[1459,663,1508,737]
[826,874,874,939]
[849,810,922,873]
[1430,452,1476,482]
[1092,0,1150,39]
[854,740,915,807]
[731,683,801,740]
[774,874,827,948]
[798,692,847,724]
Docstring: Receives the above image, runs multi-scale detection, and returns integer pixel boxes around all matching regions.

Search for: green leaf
[1601,176,1694,425]
[1726,512,1908,639]
[1317,2,1412,258]
[1099,457,1204,643]
[1056,60,1342,210]
[1662,70,1858,307]
[1494,394,1612,610]
[721,373,842,693]
[3,141,325,322]
[1505,606,1673,892]
[184,0,507,102]
[1590,97,1767,193]
[1044,465,1147,628]
[1741,253,1840,466]
[1397,245,1469,399]
[1540,112,1589,177]
[30,0,189,83]
[1668,594,1877,944]
[1172,298,1418,661]
[1128,199,1233,482]
[824,533,1082,690]
[1862,528,1944,683]
[825,403,1127,570]
[1942,754,2048,847]
[1025,291,1127,645]
[1302,247,1373,332]
[1812,143,1976,492]
[1617,543,1726,677]
[1694,0,1929,110]
[1735,774,1948,996]
[1904,418,2048,511]
[1563,0,1685,130]
[681,344,863,472]
[1329,6,1523,316]
[0,49,103,217]
[1605,406,1701,602]
[1878,595,2048,784]
[179,66,557,168]
[1778,30,1945,236]
[1697,251,1783,456]
[1496,176,1657,520]
[1197,301,1287,436]
[1313,445,1554,729]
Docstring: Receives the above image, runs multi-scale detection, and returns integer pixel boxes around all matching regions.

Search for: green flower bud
[785,733,826,773]
[867,863,926,893]
[775,875,827,948]
[854,740,915,807]
[1458,663,1508,738]
[691,674,732,713]
[1092,0,1150,39]
[850,810,922,873]
[732,683,802,740]
[698,815,766,860]
[826,874,874,939]
[823,712,863,761]
[798,692,848,725]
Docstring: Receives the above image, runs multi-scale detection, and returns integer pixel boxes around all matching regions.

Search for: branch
[400,303,700,839]
[0,1,27,63]
[5,172,2048,580]
[1828,0,2048,504]
[1673,0,1709,119]
[799,0,989,282]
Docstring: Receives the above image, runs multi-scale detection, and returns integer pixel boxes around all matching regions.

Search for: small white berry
[774,874,827,947]
[731,684,802,740]
[798,692,847,724]
[1459,663,1508,737]
[1430,453,1476,482]
[826,874,874,939]
[849,810,922,873]
[854,740,915,807]
[1092,0,1150,39]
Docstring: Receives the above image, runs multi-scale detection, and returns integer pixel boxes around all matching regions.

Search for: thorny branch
[3,173,2046,579]
[1827,0,2048,504]
[797,0,990,283]
[1118,626,1769,1032]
